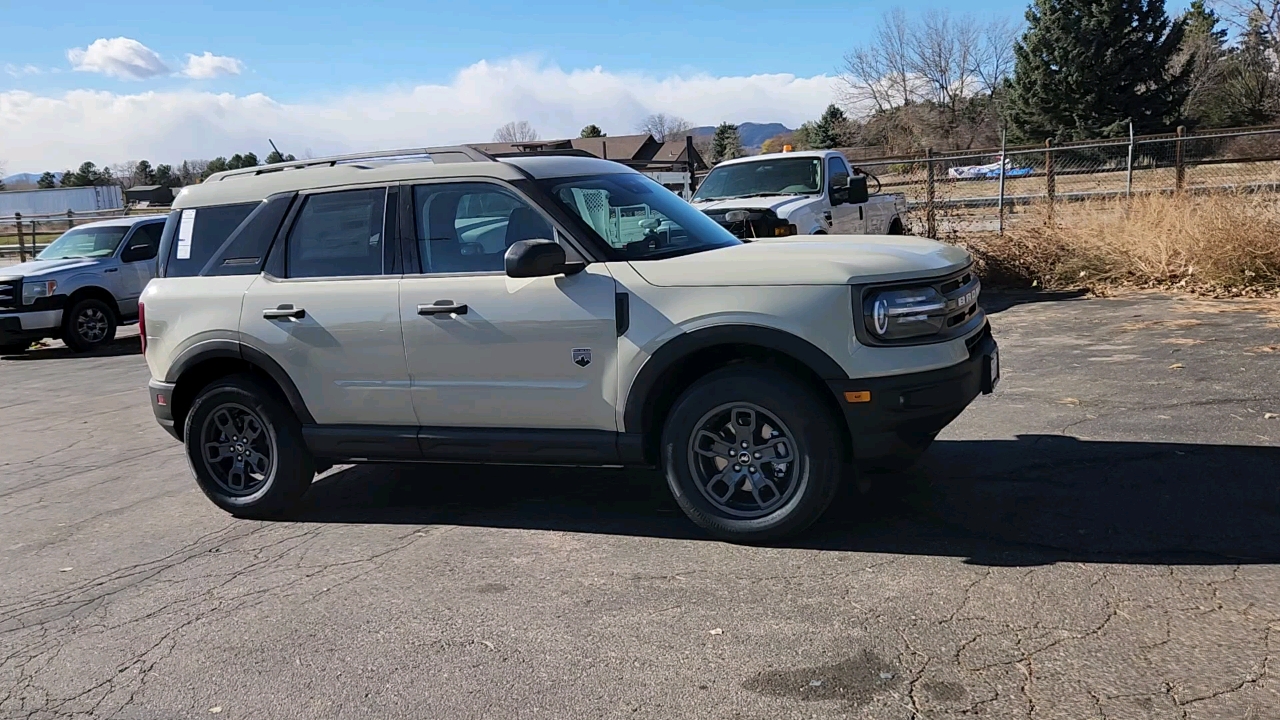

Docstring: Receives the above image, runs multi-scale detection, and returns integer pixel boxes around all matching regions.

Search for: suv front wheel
[183,375,315,519]
[661,366,844,543]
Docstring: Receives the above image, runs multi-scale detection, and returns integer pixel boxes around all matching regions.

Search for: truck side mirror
[848,175,869,205]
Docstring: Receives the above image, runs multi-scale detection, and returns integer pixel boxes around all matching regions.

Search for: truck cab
[0,215,167,354]
[690,150,906,239]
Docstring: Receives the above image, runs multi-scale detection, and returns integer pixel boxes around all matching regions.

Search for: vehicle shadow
[291,434,1280,566]
[981,289,1089,315]
[1,336,141,361]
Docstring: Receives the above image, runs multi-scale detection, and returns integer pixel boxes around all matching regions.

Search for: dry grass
[960,193,1280,295]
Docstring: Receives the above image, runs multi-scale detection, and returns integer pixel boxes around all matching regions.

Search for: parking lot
[2,291,1279,719]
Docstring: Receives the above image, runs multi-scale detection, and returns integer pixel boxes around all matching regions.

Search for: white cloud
[0,58,836,172]
[4,64,42,77]
[181,52,244,79]
[67,37,169,80]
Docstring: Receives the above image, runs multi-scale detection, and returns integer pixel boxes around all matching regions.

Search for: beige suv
[141,146,998,542]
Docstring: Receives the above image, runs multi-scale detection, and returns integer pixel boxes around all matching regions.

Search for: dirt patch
[742,650,901,708]
[1163,338,1206,345]
[1117,319,1203,331]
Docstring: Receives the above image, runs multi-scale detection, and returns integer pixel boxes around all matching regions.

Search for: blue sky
[0,0,1192,172]
[2,0,1033,99]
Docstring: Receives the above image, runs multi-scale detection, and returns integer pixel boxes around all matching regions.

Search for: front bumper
[828,324,998,461]
[149,379,179,440]
[0,310,64,347]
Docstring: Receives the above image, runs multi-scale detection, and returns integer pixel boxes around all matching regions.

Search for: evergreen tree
[809,105,851,149]
[1214,14,1280,126]
[1006,0,1188,141]
[710,122,743,163]
[37,172,57,189]
[579,124,605,138]
[265,150,297,164]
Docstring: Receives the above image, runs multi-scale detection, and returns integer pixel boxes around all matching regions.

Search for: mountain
[688,122,793,150]
[2,172,62,188]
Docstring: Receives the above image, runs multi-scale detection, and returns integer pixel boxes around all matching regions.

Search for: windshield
[37,225,129,260]
[692,157,823,201]
[537,173,741,260]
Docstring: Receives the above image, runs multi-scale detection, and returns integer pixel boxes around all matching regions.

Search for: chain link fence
[845,125,1280,238]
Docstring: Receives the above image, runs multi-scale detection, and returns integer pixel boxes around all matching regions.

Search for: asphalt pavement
[2,292,1280,719]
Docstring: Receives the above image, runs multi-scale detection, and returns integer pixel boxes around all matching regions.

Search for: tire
[0,343,28,355]
[62,298,117,352]
[183,374,315,519]
[888,219,904,235]
[660,365,845,543]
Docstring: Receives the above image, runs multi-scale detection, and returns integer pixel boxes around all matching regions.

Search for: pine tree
[37,172,57,189]
[809,105,850,149]
[1216,14,1280,126]
[579,124,605,138]
[710,122,743,163]
[1006,0,1188,141]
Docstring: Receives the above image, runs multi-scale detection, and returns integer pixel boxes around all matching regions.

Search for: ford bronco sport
[141,146,998,542]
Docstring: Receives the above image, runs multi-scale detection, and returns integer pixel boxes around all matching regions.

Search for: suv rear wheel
[183,375,315,519]
[661,366,844,542]
[62,298,117,352]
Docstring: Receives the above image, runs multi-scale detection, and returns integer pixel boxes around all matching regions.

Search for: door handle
[418,302,468,316]
[104,268,118,273]
[263,305,305,320]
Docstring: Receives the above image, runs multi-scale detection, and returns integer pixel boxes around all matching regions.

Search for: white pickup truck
[690,150,906,239]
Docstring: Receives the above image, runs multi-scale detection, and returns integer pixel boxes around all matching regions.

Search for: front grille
[701,209,785,240]
[0,278,19,310]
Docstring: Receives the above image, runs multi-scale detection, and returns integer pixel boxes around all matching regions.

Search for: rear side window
[204,195,293,276]
[286,188,387,278]
[162,202,259,277]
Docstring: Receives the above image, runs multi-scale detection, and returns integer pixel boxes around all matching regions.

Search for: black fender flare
[165,339,316,425]
[622,324,848,433]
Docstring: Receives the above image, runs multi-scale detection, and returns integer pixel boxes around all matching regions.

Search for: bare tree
[109,161,139,189]
[840,9,918,113]
[493,121,540,142]
[1219,0,1280,48]
[636,113,692,141]
[974,17,1019,95]
[839,9,1017,113]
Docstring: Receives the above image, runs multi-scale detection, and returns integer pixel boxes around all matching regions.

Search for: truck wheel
[661,366,844,542]
[888,219,904,235]
[183,375,315,519]
[62,298,117,352]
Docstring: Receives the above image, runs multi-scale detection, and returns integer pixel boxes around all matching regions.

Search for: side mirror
[504,239,585,278]
[848,174,869,205]
[829,175,851,206]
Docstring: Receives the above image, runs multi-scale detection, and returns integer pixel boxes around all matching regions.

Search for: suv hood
[690,195,818,215]
[0,257,101,279]
[629,236,971,287]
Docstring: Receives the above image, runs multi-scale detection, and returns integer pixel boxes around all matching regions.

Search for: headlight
[864,286,948,340]
[22,280,56,305]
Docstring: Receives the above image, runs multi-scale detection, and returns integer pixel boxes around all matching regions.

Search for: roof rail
[211,145,497,181]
